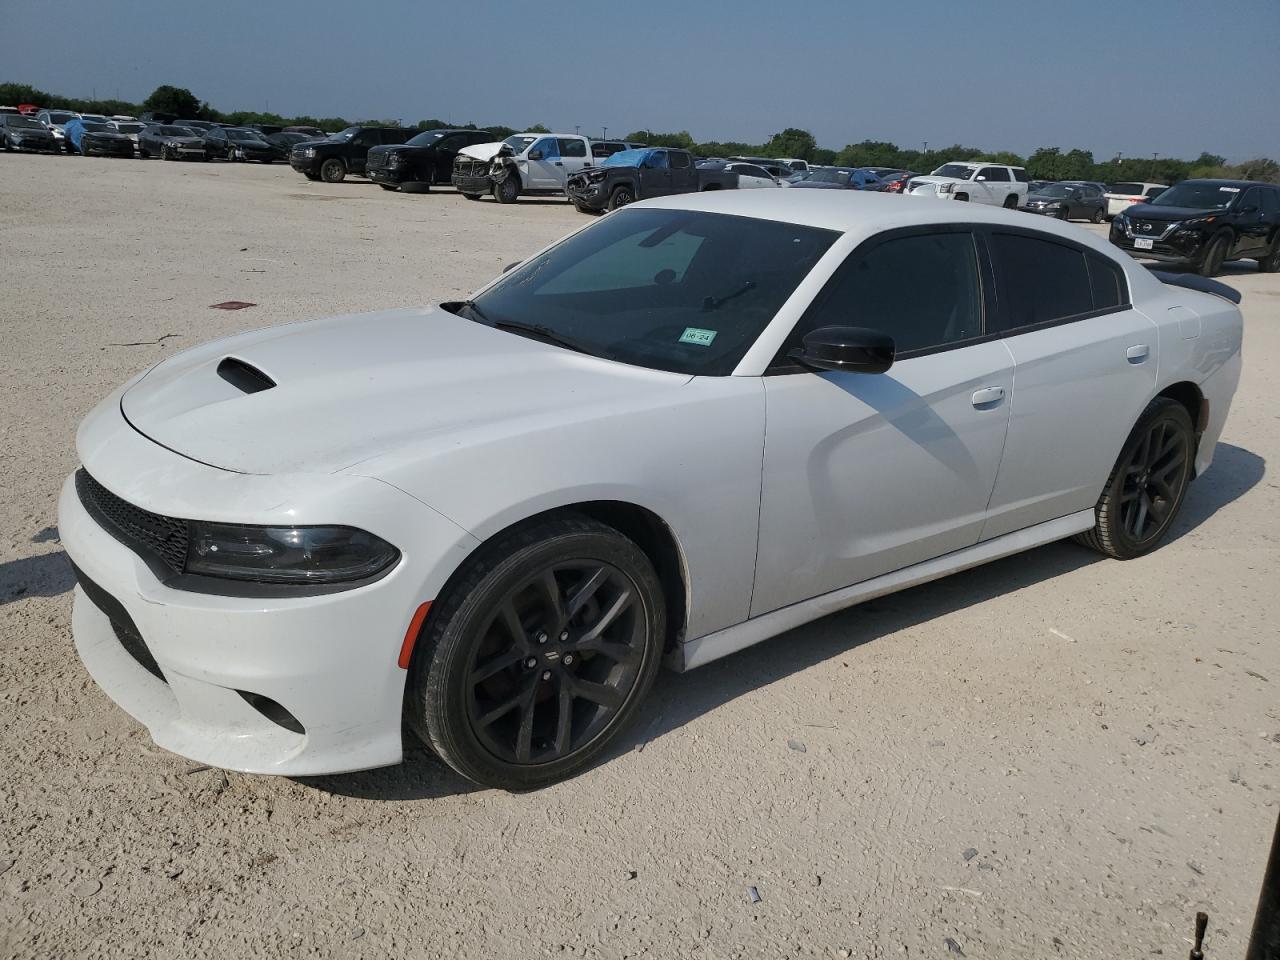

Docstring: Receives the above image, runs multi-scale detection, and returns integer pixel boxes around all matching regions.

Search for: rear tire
[406,514,665,790]
[1002,194,1019,209]
[1091,206,1105,223]
[1197,233,1230,277]
[1256,235,1280,273]
[1074,398,1194,560]
[320,158,346,183]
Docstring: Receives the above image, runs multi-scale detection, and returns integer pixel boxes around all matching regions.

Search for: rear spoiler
[1150,270,1242,305]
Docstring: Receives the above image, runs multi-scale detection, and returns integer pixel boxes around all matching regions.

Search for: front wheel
[320,158,346,183]
[406,515,665,790]
[1074,398,1194,560]
[607,186,635,211]
[493,175,520,204]
[1197,233,1230,277]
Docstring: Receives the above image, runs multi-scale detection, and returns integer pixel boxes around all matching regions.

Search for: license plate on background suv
[1134,238,1154,250]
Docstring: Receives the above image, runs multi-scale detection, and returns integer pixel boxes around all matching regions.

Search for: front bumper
[369,167,410,185]
[1021,204,1066,217]
[1109,220,1206,265]
[566,180,607,209]
[452,173,493,194]
[11,138,58,153]
[59,388,480,775]
[290,155,321,175]
[83,139,134,158]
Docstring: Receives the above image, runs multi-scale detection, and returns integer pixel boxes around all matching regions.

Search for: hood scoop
[216,356,275,395]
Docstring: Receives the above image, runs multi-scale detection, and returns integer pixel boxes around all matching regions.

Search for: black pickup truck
[289,125,415,183]
[366,128,494,192]
[565,148,738,213]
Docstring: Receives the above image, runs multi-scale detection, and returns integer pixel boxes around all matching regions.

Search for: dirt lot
[1,154,1276,960]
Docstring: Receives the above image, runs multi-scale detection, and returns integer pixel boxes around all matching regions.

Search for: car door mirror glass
[975,176,986,181]
[791,326,895,374]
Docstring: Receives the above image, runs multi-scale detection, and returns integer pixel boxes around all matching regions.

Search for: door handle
[554,161,563,166]
[1126,344,1150,364]
[971,386,1005,407]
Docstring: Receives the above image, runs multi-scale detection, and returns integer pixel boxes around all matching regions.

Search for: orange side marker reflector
[398,602,432,669]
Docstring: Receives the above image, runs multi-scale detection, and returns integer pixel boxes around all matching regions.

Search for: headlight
[302,146,315,158]
[387,153,404,167]
[1046,202,1064,208]
[1180,216,1216,229]
[937,182,954,194]
[186,522,399,584]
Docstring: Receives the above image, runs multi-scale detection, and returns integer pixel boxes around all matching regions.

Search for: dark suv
[290,126,414,183]
[366,128,493,192]
[1110,179,1280,276]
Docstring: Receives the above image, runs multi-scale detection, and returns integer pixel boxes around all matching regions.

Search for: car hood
[85,130,131,140]
[1124,203,1220,222]
[908,175,968,186]
[1027,193,1068,203]
[159,136,204,146]
[121,305,691,476]
[458,141,510,162]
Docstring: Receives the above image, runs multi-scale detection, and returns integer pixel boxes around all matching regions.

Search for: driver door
[523,137,562,190]
[751,228,1013,616]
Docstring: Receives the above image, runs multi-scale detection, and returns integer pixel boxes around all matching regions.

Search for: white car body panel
[1104,182,1168,218]
[60,190,1243,775]
[905,163,1028,207]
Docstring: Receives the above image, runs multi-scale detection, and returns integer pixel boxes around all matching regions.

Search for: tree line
[3,82,1275,185]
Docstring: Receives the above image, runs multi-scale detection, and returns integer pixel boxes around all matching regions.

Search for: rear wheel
[1197,233,1230,277]
[406,515,664,790]
[1074,398,1194,560]
[1256,235,1280,273]
[1091,206,1105,223]
[1002,194,1019,209]
[320,158,346,183]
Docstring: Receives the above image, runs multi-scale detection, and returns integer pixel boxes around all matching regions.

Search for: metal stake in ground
[1246,809,1280,960]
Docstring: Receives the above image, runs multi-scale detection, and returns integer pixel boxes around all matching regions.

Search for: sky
[6,0,1278,162]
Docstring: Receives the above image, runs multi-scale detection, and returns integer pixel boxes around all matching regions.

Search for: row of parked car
[0,108,325,162]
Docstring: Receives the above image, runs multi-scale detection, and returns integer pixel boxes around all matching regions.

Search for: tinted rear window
[989,233,1094,331]
[1086,254,1126,310]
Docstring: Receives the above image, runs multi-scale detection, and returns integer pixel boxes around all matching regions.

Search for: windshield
[48,112,76,125]
[932,164,976,180]
[1036,184,1075,198]
[1149,182,1241,211]
[465,208,838,376]
[82,122,112,132]
[329,126,361,141]
[114,122,145,133]
[805,168,853,184]
[7,117,43,130]
[406,130,445,146]
[504,135,539,153]
[1109,182,1144,195]
[154,125,192,137]
[226,130,259,142]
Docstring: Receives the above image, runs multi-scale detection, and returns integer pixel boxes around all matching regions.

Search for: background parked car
[366,128,493,192]
[591,140,647,159]
[790,167,883,190]
[34,109,78,151]
[879,170,920,193]
[565,147,738,212]
[65,118,135,158]
[904,162,1030,207]
[137,124,208,161]
[1023,180,1107,221]
[1110,179,1280,276]
[109,120,147,149]
[1104,181,1168,219]
[284,125,326,139]
[717,161,783,189]
[222,128,278,162]
[266,131,315,161]
[1,114,59,153]
[452,133,597,203]
[290,125,414,182]
[1029,179,1054,193]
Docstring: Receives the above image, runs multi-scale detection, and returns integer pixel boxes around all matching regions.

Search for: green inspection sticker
[679,327,718,347]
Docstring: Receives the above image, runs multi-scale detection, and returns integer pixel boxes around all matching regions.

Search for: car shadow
[1,527,74,606]
[299,442,1265,803]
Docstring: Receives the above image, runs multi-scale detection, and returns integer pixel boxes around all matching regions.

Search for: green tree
[141,85,201,118]
[763,127,817,161]
[625,130,695,149]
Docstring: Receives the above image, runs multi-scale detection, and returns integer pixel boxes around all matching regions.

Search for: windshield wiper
[703,281,756,312]
[492,320,599,357]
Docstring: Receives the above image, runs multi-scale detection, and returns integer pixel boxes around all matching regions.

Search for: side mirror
[791,326,895,374]
[976,175,987,181]
[528,150,543,160]
[1238,205,1259,214]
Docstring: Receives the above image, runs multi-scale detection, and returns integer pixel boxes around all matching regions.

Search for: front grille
[75,470,188,575]
[1126,219,1178,241]
[366,151,387,171]
[454,158,488,177]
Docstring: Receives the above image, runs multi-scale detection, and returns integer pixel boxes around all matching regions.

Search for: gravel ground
[1,154,1276,960]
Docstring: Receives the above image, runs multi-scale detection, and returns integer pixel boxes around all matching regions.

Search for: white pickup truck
[905,161,1030,208]
[452,132,596,203]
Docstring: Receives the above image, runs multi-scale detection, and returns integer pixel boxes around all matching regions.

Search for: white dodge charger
[60,191,1242,789]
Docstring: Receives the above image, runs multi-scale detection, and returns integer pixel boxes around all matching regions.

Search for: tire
[1002,194,1019,209]
[139,146,149,158]
[1074,398,1195,560]
[462,192,482,201]
[493,175,521,204]
[406,514,665,790]
[1255,235,1280,273]
[1197,233,1230,277]
[304,172,321,181]
[401,181,431,194]
[320,158,346,183]
[1055,208,1069,220]
[607,185,635,212]
[1091,206,1105,223]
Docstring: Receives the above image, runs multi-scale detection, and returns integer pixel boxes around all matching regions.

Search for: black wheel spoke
[514,682,540,763]
[553,676,574,756]
[498,602,529,652]
[576,636,641,664]
[569,677,624,709]
[579,590,633,643]
[566,566,610,619]
[538,570,567,631]
[470,650,524,686]
[477,686,527,729]
[1133,493,1151,536]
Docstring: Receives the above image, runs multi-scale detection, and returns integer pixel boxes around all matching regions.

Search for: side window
[979,167,1011,182]
[1237,187,1260,212]
[436,134,465,151]
[1083,185,1101,198]
[530,137,559,158]
[647,151,670,169]
[669,151,691,169]
[1086,254,1127,310]
[558,138,587,158]
[351,129,375,146]
[1012,168,1030,183]
[1261,189,1280,214]
[790,232,983,356]
[988,233,1094,332]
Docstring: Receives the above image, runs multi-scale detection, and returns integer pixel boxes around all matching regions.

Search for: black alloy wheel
[407,515,664,789]
[1257,235,1280,273]
[1076,398,1194,559]
[1197,233,1230,277]
[607,186,634,211]
[320,158,346,183]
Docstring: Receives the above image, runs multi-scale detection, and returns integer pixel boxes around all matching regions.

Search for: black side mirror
[792,326,895,374]
[528,150,543,161]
